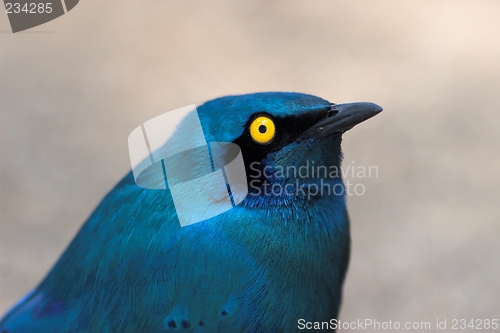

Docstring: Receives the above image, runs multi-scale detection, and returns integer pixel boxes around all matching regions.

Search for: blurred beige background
[1,0,499,331]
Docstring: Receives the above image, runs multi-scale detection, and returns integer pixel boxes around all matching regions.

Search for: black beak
[310,102,383,138]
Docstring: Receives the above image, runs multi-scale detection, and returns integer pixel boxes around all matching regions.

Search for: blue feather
[1,92,381,333]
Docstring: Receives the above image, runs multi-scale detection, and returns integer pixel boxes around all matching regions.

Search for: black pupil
[258,125,267,134]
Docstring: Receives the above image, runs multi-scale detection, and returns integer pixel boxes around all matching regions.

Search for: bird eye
[250,116,276,144]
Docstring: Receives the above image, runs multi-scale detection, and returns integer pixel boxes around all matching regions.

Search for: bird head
[195,92,382,204]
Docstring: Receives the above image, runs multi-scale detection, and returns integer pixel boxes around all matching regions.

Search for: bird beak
[310,102,383,138]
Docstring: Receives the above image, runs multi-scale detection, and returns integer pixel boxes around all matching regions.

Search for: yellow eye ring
[250,116,276,144]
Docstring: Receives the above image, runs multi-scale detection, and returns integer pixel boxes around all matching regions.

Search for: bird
[0,92,382,333]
